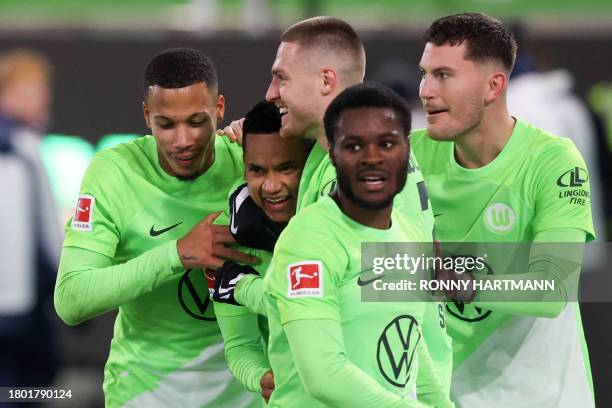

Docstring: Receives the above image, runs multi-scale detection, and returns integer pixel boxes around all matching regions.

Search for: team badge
[71,195,95,231]
[287,261,322,298]
[484,203,515,233]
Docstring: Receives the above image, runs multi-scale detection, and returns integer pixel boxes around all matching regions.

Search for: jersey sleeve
[235,274,267,316]
[214,303,270,393]
[284,319,427,408]
[54,242,183,325]
[267,221,348,325]
[62,151,125,257]
[531,141,595,241]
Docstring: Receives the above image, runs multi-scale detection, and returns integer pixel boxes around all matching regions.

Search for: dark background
[1,30,609,141]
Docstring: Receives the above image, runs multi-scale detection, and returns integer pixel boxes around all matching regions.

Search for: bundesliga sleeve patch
[287,261,323,298]
[71,195,95,231]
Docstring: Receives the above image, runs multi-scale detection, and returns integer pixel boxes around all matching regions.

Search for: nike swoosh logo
[230,186,251,235]
[357,274,385,287]
[150,222,183,237]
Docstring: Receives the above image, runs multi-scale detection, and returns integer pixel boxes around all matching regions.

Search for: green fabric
[214,251,270,399]
[235,273,267,316]
[55,243,181,324]
[411,118,596,407]
[265,196,448,407]
[58,135,256,408]
[295,141,336,212]
[212,186,272,401]
[293,136,451,396]
[472,228,585,317]
[214,303,270,394]
[411,119,595,243]
[284,319,445,408]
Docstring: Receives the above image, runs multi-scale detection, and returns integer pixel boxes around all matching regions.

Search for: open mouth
[278,106,288,116]
[358,171,389,191]
[264,195,291,210]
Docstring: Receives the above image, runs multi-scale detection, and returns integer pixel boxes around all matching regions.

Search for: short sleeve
[532,141,595,241]
[62,152,123,257]
[267,221,348,325]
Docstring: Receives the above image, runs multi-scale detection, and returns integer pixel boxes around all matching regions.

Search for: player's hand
[216,117,245,145]
[260,370,275,403]
[212,261,259,305]
[434,240,475,302]
[177,211,258,269]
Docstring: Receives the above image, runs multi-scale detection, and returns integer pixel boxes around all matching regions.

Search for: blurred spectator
[508,57,607,272]
[0,49,62,395]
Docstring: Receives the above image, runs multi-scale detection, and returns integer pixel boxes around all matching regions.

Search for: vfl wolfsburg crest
[485,203,515,233]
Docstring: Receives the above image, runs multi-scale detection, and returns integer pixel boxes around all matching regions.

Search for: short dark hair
[424,13,517,73]
[144,48,218,98]
[324,83,411,146]
[242,101,282,153]
[281,16,365,80]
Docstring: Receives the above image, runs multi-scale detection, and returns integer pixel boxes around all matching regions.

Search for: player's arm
[234,274,267,315]
[56,211,257,326]
[420,302,452,395]
[470,227,585,317]
[214,302,272,400]
[284,319,429,408]
[55,241,182,325]
[469,144,593,317]
[415,335,454,408]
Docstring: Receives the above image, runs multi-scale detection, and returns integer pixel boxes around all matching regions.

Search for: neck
[454,108,516,169]
[306,120,328,151]
[332,191,392,230]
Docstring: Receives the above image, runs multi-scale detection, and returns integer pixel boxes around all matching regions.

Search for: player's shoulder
[85,135,151,178]
[519,119,580,156]
[280,196,341,242]
[518,119,586,168]
[214,134,244,167]
[409,128,445,157]
[409,128,429,143]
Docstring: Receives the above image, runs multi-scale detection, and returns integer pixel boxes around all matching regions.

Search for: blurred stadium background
[0,1,610,406]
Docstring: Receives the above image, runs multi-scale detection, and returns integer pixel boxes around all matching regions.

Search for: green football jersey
[295,139,452,394]
[63,135,257,408]
[412,118,596,407]
[264,195,436,407]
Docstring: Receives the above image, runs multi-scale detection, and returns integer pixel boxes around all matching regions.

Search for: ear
[143,101,152,129]
[485,70,508,104]
[216,94,225,123]
[321,67,338,96]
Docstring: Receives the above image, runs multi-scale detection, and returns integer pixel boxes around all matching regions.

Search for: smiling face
[244,132,309,222]
[143,82,224,179]
[330,107,409,210]
[418,42,488,141]
[265,42,324,140]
